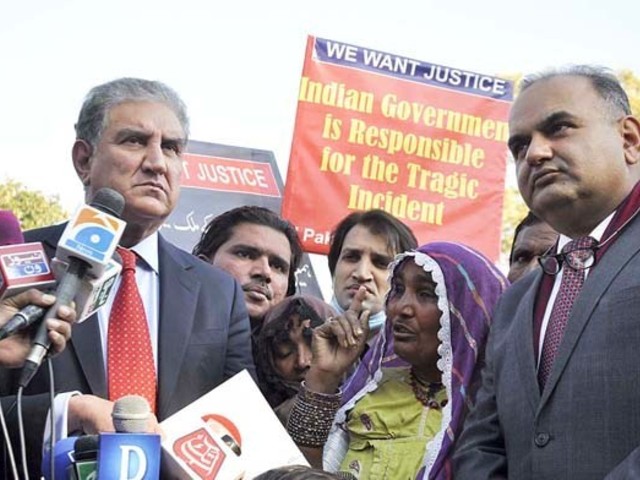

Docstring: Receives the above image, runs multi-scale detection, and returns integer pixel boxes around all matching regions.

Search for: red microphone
[0,242,56,300]
[0,242,57,339]
[0,210,56,299]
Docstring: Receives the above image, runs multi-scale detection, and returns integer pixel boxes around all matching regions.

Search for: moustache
[242,282,273,300]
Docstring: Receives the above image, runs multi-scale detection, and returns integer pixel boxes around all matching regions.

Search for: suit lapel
[33,223,66,260]
[540,216,640,407]
[156,236,199,419]
[513,274,543,411]
[70,314,107,396]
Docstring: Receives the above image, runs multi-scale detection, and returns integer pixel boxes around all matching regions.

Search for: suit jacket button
[534,432,550,447]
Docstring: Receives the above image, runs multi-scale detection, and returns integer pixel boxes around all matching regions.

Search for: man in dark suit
[0,78,254,477]
[454,66,640,479]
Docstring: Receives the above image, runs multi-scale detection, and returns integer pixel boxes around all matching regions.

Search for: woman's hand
[305,286,370,393]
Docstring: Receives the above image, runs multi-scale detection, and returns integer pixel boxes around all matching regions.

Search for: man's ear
[72,139,93,186]
[621,115,640,165]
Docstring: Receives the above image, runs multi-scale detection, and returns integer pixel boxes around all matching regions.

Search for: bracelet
[287,381,342,447]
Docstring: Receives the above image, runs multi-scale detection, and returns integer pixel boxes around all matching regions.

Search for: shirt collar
[557,210,615,252]
[129,232,159,273]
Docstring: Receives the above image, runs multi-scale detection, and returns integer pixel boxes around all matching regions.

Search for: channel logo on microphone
[98,433,161,480]
[0,243,56,297]
[60,205,125,266]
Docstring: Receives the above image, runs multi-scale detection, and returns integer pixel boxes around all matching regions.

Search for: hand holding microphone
[60,395,162,479]
[0,289,76,368]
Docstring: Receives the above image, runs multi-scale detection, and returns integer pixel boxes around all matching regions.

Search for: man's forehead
[341,237,392,257]
[509,75,599,127]
[105,101,185,137]
[228,223,292,255]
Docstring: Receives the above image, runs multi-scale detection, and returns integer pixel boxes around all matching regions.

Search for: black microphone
[19,188,126,388]
[0,304,48,341]
[68,435,99,479]
[0,256,123,341]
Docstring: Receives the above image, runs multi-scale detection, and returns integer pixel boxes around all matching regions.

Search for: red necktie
[107,247,157,412]
[538,236,597,389]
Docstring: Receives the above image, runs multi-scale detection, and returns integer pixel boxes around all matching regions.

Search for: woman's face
[271,314,313,382]
[387,260,442,380]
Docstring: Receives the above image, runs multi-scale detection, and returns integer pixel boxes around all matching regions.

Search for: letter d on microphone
[119,445,147,480]
[98,433,160,480]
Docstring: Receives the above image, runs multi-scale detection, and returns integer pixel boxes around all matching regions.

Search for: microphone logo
[61,206,125,264]
[173,428,226,478]
[2,250,50,278]
[0,243,56,297]
[118,445,148,480]
[98,433,160,480]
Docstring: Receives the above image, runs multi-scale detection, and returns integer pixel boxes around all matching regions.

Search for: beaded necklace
[409,369,447,410]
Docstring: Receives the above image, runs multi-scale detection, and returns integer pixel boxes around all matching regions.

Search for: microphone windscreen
[90,188,125,218]
[74,434,99,460]
[0,210,24,246]
[112,395,151,433]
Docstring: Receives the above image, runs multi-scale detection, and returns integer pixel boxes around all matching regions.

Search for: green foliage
[500,186,529,258]
[619,69,640,116]
[0,179,67,230]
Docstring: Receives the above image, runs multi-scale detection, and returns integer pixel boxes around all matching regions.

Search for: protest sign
[283,36,512,260]
[164,140,322,297]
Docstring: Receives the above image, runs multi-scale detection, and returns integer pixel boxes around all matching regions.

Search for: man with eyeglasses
[455,66,640,479]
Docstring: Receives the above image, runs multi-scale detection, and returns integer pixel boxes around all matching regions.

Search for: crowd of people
[0,64,639,479]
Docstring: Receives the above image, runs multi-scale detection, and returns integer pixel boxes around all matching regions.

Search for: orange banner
[283,37,512,261]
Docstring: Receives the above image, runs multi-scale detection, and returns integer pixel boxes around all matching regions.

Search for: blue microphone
[98,395,161,479]
[40,436,77,480]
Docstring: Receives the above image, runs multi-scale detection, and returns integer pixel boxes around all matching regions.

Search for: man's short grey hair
[520,65,631,117]
[75,77,190,147]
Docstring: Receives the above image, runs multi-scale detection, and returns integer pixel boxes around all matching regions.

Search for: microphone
[50,256,122,323]
[40,436,77,480]
[0,253,122,341]
[68,435,99,480]
[98,395,161,479]
[0,217,54,300]
[0,241,57,339]
[19,188,126,388]
[0,258,121,341]
[0,242,57,300]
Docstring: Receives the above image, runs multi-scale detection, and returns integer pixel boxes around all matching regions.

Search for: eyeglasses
[537,245,599,276]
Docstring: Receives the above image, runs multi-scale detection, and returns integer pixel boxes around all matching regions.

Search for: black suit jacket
[0,223,255,477]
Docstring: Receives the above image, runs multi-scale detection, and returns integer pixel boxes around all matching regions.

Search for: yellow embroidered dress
[339,368,447,479]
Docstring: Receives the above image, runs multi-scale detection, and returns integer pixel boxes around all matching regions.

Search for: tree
[500,185,529,259]
[620,69,640,116]
[0,179,67,230]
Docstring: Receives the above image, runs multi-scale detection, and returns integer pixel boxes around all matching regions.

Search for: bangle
[287,381,341,447]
